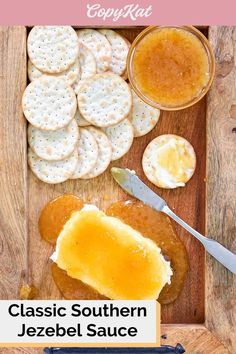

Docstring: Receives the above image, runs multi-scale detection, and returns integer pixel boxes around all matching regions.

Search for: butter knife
[111,167,236,275]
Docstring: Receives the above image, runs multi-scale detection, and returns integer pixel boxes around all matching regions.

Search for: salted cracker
[28,59,80,86]
[76,29,111,73]
[142,134,196,189]
[28,60,42,81]
[27,26,79,74]
[81,127,112,179]
[22,76,77,131]
[72,45,96,95]
[28,119,79,161]
[77,73,132,127]
[71,128,99,179]
[121,37,131,80]
[74,109,90,127]
[28,148,78,184]
[103,119,134,161]
[99,29,130,76]
[131,89,160,137]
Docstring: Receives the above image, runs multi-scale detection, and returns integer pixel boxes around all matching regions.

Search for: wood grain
[0,27,27,299]
[0,349,41,354]
[206,26,236,353]
[28,27,206,324]
[161,325,230,353]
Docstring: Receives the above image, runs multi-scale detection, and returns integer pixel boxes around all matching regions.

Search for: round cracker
[131,89,160,137]
[77,73,132,127]
[71,128,99,179]
[28,59,42,81]
[72,45,96,95]
[74,109,90,127]
[99,29,130,76]
[77,29,111,73]
[22,76,77,131]
[27,26,79,74]
[121,37,131,81]
[81,127,112,179]
[28,119,79,161]
[28,59,80,86]
[103,119,134,161]
[142,134,196,189]
[28,148,78,184]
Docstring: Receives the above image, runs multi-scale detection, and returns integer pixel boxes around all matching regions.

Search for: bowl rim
[127,25,216,111]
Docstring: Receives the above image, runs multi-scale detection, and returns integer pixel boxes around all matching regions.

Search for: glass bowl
[127,25,215,111]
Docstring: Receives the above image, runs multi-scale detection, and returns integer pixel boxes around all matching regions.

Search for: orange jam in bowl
[127,26,215,110]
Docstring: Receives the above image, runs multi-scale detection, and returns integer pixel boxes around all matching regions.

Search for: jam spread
[39,194,84,245]
[107,201,189,304]
[39,196,188,304]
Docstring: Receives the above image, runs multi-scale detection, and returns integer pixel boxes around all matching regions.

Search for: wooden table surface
[0,26,235,353]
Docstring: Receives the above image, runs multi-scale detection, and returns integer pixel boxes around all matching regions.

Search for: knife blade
[111,167,236,275]
[111,167,167,211]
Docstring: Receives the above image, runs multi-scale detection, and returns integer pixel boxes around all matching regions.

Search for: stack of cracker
[22,26,160,184]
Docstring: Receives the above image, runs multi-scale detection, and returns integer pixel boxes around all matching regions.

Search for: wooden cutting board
[27,27,206,324]
[0,26,235,353]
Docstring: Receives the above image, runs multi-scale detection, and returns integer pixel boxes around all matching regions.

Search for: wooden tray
[0,26,235,353]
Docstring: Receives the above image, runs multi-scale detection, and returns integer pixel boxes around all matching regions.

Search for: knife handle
[162,206,236,275]
[44,345,185,353]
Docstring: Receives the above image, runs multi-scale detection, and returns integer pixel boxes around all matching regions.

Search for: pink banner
[0,0,235,25]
